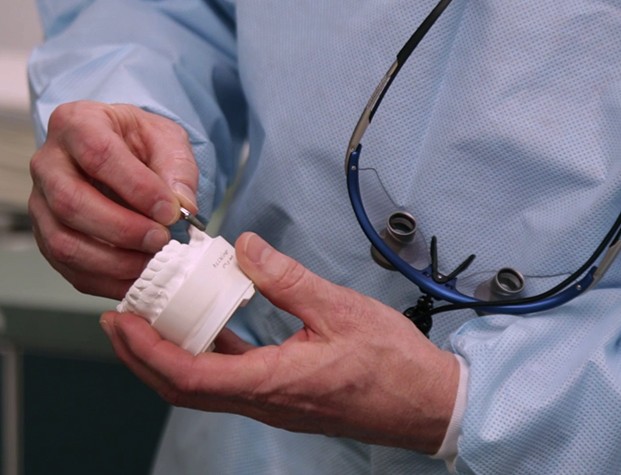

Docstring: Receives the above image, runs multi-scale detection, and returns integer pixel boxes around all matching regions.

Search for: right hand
[29,101,199,299]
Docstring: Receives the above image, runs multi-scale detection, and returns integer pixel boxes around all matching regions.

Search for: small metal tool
[180,207,207,232]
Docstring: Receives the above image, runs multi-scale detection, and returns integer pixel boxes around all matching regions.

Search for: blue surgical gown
[29,0,621,473]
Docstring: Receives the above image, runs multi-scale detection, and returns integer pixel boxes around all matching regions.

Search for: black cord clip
[403,295,434,337]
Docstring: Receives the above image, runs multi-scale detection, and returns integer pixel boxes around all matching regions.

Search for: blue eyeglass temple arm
[346,145,600,315]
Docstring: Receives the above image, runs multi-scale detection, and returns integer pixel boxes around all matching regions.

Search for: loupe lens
[493,268,525,296]
[387,211,416,243]
[371,211,418,270]
[474,267,525,304]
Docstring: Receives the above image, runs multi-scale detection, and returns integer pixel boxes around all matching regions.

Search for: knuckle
[27,187,42,218]
[72,278,96,295]
[170,146,197,168]
[113,258,144,281]
[48,101,96,133]
[46,230,81,267]
[159,373,194,407]
[331,290,363,330]
[75,278,126,300]
[273,260,309,295]
[173,123,189,143]
[48,103,74,132]
[108,217,139,246]
[28,149,45,181]
[329,293,352,321]
[151,117,191,151]
[78,135,115,176]
[47,176,81,218]
[159,122,192,155]
[159,118,189,142]
[158,386,185,407]
[27,194,36,218]
[49,102,118,178]
[333,287,360,316]
[30,142,63,184]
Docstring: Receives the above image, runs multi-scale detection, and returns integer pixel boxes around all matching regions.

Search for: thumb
[235,232,352,332]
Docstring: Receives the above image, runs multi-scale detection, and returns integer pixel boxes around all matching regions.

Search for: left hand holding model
[100,232,459,454]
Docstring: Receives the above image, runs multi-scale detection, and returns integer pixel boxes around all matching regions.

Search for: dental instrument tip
[180,207,207,231]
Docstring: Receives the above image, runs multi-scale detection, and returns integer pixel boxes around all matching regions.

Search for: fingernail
[151,200,178,225]
[100,316,113,338]
[173,182,196,208]
[244,233,271,265]
[143,228,169,252]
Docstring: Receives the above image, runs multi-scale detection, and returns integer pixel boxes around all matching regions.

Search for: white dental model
[117,227,255,355]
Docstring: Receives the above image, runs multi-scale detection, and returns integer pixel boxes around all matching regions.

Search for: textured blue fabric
[29,0,621,473]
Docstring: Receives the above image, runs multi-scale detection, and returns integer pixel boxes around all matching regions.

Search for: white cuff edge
[430,354,469,473]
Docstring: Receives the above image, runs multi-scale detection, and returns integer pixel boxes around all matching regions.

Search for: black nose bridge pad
[430,236,476,284]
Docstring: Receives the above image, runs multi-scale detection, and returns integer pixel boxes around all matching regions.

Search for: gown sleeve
[450,288,621,473]
[29,0,247,216]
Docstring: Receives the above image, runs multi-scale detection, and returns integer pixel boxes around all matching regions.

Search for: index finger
[58,113,181,225]
[102,312,271,401]
[125,109,200,212]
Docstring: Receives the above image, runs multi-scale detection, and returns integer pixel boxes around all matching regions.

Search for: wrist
[416,348,461,454]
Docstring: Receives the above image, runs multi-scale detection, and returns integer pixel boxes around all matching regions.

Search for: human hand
[100,232,459,454]
[29,101,198,299]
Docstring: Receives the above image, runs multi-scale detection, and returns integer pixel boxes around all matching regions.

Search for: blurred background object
[0,0,38,118]
[0,0,39,237]
[0,2,169,474]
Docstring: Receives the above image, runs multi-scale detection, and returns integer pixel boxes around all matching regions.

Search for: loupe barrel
[371,211,417,270]
[475,267,525,302]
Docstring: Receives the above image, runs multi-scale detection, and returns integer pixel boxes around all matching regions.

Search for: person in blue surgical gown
[27,0,621,473]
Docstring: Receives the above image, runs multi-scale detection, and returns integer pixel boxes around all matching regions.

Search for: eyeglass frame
[344,0,621,317]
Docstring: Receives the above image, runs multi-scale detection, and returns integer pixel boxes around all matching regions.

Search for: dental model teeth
[118,227,255,355]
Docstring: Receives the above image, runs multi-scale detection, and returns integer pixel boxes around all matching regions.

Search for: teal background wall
[22,353,169,475]
[6,352,169,475]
